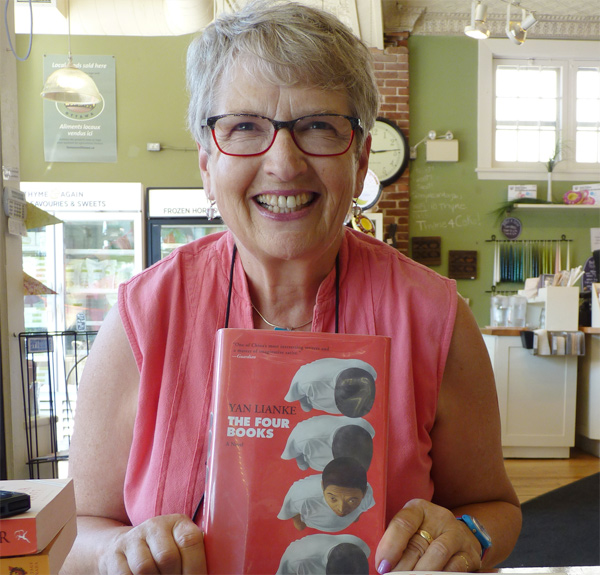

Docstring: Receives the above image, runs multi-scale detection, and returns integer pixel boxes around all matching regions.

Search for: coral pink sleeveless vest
[119,229,457,526]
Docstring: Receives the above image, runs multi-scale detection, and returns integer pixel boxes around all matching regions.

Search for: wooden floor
[504,448,600,503]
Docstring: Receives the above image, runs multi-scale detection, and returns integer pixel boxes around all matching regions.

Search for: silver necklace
[251,303,313,331]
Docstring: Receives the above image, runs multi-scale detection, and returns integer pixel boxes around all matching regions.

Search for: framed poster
[43,55,116,163]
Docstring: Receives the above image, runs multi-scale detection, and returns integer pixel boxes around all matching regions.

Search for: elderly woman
[64,1,521,573]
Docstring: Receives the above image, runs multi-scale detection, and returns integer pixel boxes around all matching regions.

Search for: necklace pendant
[274,326,290,331]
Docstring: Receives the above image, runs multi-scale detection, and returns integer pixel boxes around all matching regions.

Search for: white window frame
[477,39,600,182]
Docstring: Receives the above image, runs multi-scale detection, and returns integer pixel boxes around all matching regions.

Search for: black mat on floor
[499,472,599,568]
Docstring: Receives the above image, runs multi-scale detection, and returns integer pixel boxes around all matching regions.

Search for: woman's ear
[354,133,372,199]
[197,142,213,200]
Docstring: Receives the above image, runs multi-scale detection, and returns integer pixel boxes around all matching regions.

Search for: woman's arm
[375,296,521,572]
[61,306,206,575]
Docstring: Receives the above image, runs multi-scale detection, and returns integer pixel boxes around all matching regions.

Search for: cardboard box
[508,184,537,200]
[0,478,75,557]
[537,286,580,331]
[0,514,76,575]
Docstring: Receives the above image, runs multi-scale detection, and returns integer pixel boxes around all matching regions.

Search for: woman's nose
[262,129,308,179]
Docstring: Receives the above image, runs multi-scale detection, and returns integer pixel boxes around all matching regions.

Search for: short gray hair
[186,0,379,151]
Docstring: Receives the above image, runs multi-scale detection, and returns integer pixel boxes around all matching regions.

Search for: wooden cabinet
[483,333,578,458]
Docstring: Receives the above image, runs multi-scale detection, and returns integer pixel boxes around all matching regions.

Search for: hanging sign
[501,216,522,239]
[43,55,117,163]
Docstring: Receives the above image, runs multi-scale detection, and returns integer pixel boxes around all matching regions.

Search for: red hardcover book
[203,328,390,575]
[0,514,76,575]
[0,478,75,557]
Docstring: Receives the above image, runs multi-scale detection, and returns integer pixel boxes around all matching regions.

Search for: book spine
[0,518,38,557]
[0,552,49,574]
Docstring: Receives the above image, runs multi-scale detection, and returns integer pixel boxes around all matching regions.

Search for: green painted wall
[408,36,599,325]
[16,34,201,186]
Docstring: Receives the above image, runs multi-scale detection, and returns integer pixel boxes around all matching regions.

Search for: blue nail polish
[377,559,392,574]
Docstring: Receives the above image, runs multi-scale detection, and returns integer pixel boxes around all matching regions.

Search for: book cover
[203,328,391,575]
[0,479,75,557]
[0,513,76,575]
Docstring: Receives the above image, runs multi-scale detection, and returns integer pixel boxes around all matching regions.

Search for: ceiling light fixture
[40,0,102,104]
[505,3,538,45]
[464,0,491,39]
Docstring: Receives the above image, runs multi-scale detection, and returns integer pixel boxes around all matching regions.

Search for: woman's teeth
[255,193,313,214]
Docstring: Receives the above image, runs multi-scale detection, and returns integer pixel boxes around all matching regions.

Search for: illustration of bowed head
[276,534,370,575]
[281,416,375,472]
[326,543,369,574]
[334,368,376,417]
[332,425,373,471]
[284,358,377,417]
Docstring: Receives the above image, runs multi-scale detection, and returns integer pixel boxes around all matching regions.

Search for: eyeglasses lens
[212,115,355,156]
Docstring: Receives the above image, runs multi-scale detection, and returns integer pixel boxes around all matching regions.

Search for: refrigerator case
[22,182,144,332]
[146,187,227,266]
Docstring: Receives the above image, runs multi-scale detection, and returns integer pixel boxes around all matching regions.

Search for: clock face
[368,117,409,187]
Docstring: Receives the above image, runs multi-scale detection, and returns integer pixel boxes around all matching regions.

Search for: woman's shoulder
[343,228,455,292]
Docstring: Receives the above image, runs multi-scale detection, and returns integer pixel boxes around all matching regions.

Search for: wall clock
[368,117,409,187]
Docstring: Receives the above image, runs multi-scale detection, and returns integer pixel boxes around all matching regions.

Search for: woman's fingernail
[377,559,392,574]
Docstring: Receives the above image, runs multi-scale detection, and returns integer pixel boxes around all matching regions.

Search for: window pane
[496,67,519,97]
[576,67,600,163]
[539,70,558,98]
[517,130,540,162]
[496,130,517,162]
[539,131,558,164]
[576,130,599,163]
[537,99,557,123]
[578,68,600,98]
[496,98,519,121]
[577,99,600,124]
[494,65,560,163]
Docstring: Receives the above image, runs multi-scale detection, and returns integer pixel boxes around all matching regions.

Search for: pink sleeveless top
[119,229,457,526]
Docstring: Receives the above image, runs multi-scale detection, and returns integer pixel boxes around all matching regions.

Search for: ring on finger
[417,529,434,545]
[458,553,470,572]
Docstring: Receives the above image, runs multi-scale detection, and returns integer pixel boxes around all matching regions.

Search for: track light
[505,4,537,45]
[465,1,490,39]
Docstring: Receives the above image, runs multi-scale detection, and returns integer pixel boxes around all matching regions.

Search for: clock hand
[371,149,402,153]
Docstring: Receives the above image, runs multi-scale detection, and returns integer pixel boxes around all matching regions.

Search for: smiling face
[322,483,365,517]
[198,63,370,265]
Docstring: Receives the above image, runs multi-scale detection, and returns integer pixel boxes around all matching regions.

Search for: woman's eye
[232,122,256,132]
[307,121,333,131]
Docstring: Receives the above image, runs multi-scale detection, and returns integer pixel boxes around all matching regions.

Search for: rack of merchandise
[486,235,572,288]
[19,331,98,479]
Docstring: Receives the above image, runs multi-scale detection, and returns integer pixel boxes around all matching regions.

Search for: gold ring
[417,529,434,545]
[458,554,470,572]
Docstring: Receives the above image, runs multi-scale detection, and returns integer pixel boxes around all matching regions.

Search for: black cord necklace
[224,244,340,333]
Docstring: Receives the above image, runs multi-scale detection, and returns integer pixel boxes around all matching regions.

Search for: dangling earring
[351,199,375,235]
[207,200,217,220]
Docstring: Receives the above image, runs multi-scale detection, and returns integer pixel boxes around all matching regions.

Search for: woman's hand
[98,514,206,575]
[375,499,481,573]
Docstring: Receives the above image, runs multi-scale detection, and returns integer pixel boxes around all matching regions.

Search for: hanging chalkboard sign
[501,217,522,239]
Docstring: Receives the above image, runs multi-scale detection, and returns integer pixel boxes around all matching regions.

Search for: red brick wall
[370,34,410,254]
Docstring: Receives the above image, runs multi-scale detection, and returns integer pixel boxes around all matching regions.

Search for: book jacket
[203,328,391,575]
[0,479,75,557]
[0,513,76,575]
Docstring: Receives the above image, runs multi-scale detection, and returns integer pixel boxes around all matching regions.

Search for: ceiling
[387,0,600,39]
[12,0,600,40]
